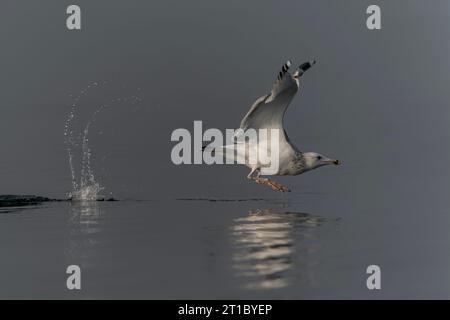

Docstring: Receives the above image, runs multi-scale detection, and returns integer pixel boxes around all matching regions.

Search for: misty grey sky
[0,0,448,201]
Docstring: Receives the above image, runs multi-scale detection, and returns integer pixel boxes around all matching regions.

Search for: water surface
[0,192,447,299]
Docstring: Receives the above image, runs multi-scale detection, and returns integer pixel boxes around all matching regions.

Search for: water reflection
[67,201,103,266]
[231,208,325,290]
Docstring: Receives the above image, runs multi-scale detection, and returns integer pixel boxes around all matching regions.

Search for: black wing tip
[299,60,317,72]
[278,60,292,80]
[277,59,316,81]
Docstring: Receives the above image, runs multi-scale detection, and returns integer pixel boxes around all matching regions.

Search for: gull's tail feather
[202,144,247,164]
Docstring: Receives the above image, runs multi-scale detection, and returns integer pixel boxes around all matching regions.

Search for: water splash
[64,81,141,201]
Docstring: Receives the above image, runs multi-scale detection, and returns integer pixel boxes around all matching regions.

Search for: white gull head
[301,152,340,172]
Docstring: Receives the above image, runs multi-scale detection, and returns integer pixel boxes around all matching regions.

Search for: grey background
[0,0,448,298]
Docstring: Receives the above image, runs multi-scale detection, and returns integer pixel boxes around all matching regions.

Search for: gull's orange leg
[247,168,290,192]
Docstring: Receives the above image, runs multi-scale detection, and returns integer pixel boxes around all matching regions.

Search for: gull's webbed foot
[251,177,290,192]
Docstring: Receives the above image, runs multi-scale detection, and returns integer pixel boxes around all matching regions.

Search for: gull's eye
[317,156,322,160]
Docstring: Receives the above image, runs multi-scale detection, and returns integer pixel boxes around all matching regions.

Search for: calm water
[0,191,447,299]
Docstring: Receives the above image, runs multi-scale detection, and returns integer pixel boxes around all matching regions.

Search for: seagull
[206,59,340,192]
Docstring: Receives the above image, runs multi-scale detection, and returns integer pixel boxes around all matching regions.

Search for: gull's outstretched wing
[239,60,315,132]
[239,60,296,132]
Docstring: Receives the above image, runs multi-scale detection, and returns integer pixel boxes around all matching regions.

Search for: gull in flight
[206,59,340,192]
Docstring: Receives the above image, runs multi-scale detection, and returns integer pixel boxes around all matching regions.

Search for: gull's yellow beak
[333,159,340,165]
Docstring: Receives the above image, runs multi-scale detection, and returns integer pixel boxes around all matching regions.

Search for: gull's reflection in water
[231,208,325,290]
[67,201,103,266]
